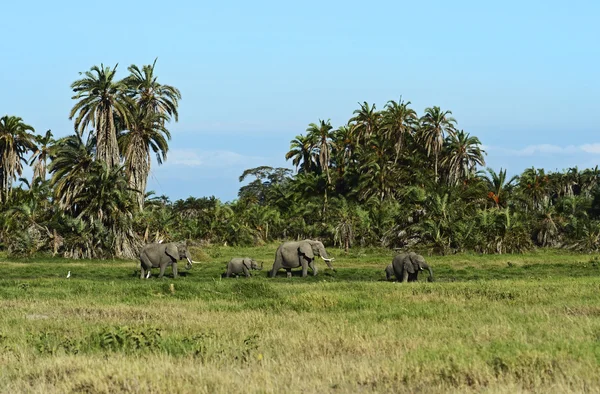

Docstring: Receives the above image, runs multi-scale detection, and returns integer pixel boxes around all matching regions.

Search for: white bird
[66,271,71,279]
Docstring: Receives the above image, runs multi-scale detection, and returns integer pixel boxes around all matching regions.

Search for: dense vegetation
[1,249,599,392]
[2,62,600,259]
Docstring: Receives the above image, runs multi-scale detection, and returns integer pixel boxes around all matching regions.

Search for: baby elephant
[223,257,263,278]
[386,252,434,282]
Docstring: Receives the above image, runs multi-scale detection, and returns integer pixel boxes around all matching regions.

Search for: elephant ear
[165,244,178,261]
[403,255,416,274]
[298,243,314,260]
[243,258,251,270]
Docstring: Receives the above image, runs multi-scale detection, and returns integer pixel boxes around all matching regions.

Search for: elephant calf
[223,257,263,278]
[386,252,434,282]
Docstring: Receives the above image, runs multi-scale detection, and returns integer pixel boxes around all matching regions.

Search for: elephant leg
[140,256,152,279]
[286,268,292,278]
[226,266,233,278]
[301,259,308,277]
[309,260,318,276]
[242,266,251,278]
[158,264,167,278]
[269,262,280,278]
[172,262,178,278]
[401,270,409,283]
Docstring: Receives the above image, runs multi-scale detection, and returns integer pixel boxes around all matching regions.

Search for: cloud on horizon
[166,149,271,169]
[485,143,600,157]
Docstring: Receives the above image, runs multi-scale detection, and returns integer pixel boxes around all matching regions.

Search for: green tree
[285,134,316,173]
[124,59,182,122]
[29,129,55,182]
[0,116,38,203]
[442,130,486,186]
[418,106,457,182]
[305,119,333,184]
[119,107,171,210]
[69,64,132,168]
[381,98,417,164]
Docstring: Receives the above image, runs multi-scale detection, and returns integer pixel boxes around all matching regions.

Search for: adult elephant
[139,242,197,279]
[269,240,335,278]
[386,252,434,282]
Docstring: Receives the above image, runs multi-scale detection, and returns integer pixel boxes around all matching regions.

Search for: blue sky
[1,0,599,202]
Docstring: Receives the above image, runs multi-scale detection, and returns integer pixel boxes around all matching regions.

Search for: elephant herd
[138,240,434,282]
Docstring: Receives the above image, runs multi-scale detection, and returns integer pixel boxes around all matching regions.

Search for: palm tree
[29,129,54,182]
[285,134,316,173]
[0,116,38,203]
[48,134,95,212]
[71,162,139,258]
[483,168,517,208]
[381,98,417,163]
[331,123,357,176]
[124,59,182,122]
[69,64,132,169]
[442,130,486,186]
[350,102,380,142]
[355,134,399,202]
[418,106,457,182]
[119,106,171,210]
[305,119,333,184]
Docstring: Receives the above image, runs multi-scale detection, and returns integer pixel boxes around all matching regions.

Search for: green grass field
[1,246,600,393]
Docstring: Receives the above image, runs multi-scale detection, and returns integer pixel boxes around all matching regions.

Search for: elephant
[139,242,197,279]
[386,252,434,282]
[223,257,263,278]
[269,239,335,278]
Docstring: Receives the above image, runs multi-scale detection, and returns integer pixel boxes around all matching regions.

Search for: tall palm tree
[418,106,457,182]
[119,106,171,210]
[69,64,132,169]
[381,98,417,163]
[29,129,54,182]
[442,130,486,186]
[305,119,333,184]
[0,116,38,203]
[285,134,317,173]
[331,124,357,174]
[124,59,182,122]
[350,102,380,142]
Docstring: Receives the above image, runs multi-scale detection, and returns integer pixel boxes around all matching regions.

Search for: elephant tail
[270,248,283,277]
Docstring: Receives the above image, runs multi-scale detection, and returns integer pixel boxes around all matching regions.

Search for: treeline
[2,71,600,258]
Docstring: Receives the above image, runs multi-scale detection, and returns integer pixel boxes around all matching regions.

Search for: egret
[66,271,71,279]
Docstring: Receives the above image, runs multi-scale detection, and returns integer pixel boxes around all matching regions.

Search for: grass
[1,246,600,393]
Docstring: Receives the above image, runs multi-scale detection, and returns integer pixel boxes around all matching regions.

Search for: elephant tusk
[322,257,335,262]
[191,260,202,264]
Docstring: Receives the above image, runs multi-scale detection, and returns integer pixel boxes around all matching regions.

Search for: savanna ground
[1,245,600,393]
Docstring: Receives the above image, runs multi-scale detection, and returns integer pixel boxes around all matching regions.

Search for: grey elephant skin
[386,252,434,282]
[223,257,263,278]
[139,242,195,279]
[269,240,335,278]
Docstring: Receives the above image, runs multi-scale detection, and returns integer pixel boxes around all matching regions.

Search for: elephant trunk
[321,256,336,271]
[425,264,434,282]
[185,251,193,270]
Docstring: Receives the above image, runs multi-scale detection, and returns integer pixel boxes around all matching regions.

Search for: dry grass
[1,248,600,392]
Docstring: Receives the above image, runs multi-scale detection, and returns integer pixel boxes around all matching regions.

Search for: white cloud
[167,149,263,168]
[580,144,600,154]
[487,143,600,157]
